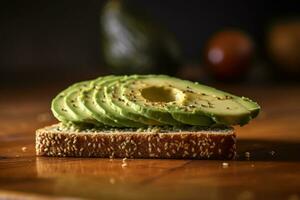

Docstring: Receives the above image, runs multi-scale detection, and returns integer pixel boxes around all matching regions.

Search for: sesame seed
[164,145,169,150]
[245,152,251,159]
[222,162,229,168]
[200,146,203,151]
[109,178,116,184]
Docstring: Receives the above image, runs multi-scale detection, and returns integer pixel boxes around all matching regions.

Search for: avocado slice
[105,75,164,126]
[120,75,183,126]
[79,76,121,127]
[63,81,103,126]
[234,96,261,118]
[51,82,89,123]
[120,75,259,126]
[93,76,146,127]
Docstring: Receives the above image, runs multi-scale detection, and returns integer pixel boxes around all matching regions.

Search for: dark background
[0,0,299,85]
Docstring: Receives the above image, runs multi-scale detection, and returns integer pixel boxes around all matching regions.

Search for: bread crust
[36,124,236,159]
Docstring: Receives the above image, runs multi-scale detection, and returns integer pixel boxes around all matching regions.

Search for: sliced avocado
[196,88,261,119]
[94,76,146,127]
[234,96,261,118]
[63,81,102,125]
[105,75,164,126]
[79,76,121,127]
[52,74,260,127]
[120,75,183,126]
[51,82,89,123]
[120,75,259,126]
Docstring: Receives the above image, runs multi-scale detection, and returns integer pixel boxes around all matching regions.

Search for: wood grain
[0,84,300,200]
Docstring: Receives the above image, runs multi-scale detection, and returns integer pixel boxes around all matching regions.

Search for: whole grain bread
[36,124,236,159]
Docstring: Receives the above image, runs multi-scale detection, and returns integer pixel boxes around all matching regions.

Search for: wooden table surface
[0,84,300,200]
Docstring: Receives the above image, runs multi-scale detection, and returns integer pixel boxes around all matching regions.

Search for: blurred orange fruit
[267,20,300,74]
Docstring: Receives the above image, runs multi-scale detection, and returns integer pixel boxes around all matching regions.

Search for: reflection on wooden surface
[36,157,186,181]
[0,85,300,199]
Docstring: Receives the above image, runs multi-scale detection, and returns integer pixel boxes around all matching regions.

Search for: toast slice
[36,124,236,159]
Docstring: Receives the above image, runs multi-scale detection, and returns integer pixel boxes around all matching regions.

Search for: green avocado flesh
[104,76,163,126]
[93,76,145,127]
[79,76,121,127]
[51,75,260,127]
[52,81,92,123]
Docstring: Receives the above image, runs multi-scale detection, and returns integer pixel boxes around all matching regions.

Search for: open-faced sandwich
[36,75,260,159]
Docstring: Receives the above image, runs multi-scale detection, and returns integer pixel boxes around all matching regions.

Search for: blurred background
[0,0,299,87]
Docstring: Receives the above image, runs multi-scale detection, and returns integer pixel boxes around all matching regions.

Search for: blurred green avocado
[100,0,182,75]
